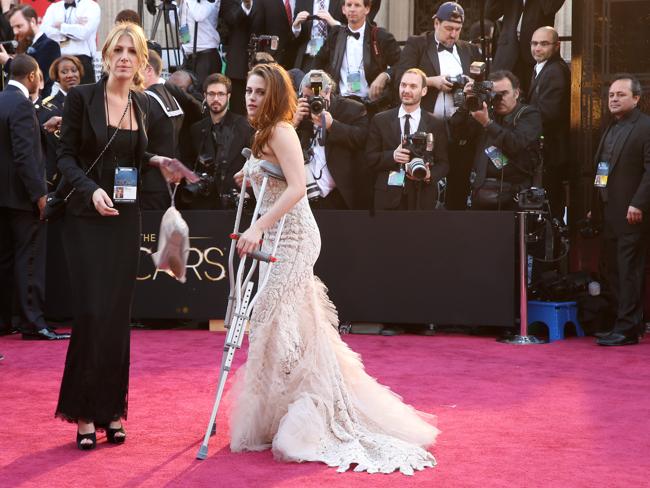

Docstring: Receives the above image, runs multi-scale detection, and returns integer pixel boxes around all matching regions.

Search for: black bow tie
[345,28,360,40]
[65,1,76,9]
[437,43,453,53]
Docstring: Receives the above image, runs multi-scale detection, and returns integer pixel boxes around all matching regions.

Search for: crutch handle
[229,233,278,263]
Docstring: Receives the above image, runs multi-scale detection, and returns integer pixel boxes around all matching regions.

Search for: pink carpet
[1,330,649,487]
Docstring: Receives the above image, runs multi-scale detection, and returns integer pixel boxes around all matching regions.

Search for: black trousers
[310,188,348,210]
[0,207,47,332]
[183,48,222,89]
[444,140,475,210]
[76,55,96,85]
[602,225,648,337]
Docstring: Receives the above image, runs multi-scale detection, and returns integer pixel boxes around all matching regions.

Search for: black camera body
[183,155,216,199]
[248,34,279,69]
[517,187,547,211]
[403,131,435,181]
[307,72,328,115]
[453,62,499,112]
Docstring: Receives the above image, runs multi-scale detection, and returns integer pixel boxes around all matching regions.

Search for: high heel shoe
[76,431,97,450]
[105,424,126,444]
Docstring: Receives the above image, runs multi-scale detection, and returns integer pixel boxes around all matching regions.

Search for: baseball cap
[433,2,465,23]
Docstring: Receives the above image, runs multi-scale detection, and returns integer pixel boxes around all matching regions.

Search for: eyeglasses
[530,41,553,47]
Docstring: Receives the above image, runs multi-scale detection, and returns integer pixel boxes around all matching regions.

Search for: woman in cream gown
[230,63,439,475]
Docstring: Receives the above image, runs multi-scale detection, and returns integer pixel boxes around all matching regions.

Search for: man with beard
[184,73,254,209]
[0,5,60,97]
[366,68,449,211]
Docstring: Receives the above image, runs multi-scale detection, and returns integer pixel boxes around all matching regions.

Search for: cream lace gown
[229,157,439,475]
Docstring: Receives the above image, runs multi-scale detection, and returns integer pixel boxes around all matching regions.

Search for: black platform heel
[105,424,126,444]
[76,431,97,450]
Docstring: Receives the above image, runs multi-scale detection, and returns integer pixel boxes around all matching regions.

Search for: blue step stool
[527,301,585,342]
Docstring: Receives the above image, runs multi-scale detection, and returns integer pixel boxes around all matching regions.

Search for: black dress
[55,127,140,424]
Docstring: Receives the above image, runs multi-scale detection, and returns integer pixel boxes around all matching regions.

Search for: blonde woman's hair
[101,22,149,90]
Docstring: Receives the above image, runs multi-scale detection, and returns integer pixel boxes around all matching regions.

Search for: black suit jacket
[187,110,254,202]
[395,32,482,112]
[527,54,570,170]
[4,34,61,96]
[592,109,650,236]
[314,23,401,92]
[250,0,299,69]
[57,80,153,216]
[0,84,46,211]
[221,0,257,80]
[366,107,449,210]
[297,95,368,209]
[487,0,565,70]
[36,90,66,187]
[293,0,345,69]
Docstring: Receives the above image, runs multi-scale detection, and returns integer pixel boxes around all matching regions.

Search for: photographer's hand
[293,97,311,127]
[369,73,389,101]
[316,10,338,26]
[0,44,10,66]
[311,110,333,130]
[293,11,310,28]
[470,102,491,127]
[428,75,453,92]
[393,144,411,164]
[627,206,643,224]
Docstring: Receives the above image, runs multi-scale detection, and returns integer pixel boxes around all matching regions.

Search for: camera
[183,155,216,199]
[307,72,328,115]
[576,218,603,239]
[403,132,434,181]
[248,34,279,69]
[453,62,498,112]
[517,187,546,211]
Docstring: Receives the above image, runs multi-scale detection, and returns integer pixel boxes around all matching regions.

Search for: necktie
[284,0,293,25]
[403,114,411,139]
[64,1,76,9]
[316,0,328,38]
[437,43,453,53]
[345,28,360,40]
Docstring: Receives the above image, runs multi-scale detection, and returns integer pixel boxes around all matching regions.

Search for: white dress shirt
[179,0,221,55]
[398,105,421,138]
[433,35,463,120]
[339,22,368,98]
[7,80,29,99]
[292,0,337,38]
[308,133,336,198]
[534,59,548,78]
[41,0,100,56]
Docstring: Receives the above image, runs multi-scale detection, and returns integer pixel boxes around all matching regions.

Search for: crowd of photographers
[2,0,650,347]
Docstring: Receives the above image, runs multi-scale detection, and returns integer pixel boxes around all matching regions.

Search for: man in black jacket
[453,70,542,210]
[0,5,61,97]
[313,0,400,114]
[294,69,369,209]
[527,26,570,219]
[589,75,650,346]
[185,73,254,209]
[486,0,565,94]
[250,0,301,69]
[142,50,203,209]
[0,55,69,340]
[366,68,449,211]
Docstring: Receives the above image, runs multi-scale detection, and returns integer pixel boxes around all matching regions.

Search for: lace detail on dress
[229,157,439,475]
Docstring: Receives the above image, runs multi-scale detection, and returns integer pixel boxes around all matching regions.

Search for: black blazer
[366,107,449,210]
[527,54,571,170]
[0,84,46,211]
[395,32,482,112]
[187,110,254,199]
[314,23,401,91]
[296,95,368,209]
[4,33,61,96]
[36,90,66,187]
[221,0,257,80]
[57,80,153,216]
[250,0,299,69]
[487,0,565,70]
[591,109,650,235]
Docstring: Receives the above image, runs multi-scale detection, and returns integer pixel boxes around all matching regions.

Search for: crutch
[196,157,287,460]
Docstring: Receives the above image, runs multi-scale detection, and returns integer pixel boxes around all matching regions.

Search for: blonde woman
[230,63,439,475]
[54,23,196,450]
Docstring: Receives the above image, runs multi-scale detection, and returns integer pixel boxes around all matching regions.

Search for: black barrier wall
[46,211,515,326]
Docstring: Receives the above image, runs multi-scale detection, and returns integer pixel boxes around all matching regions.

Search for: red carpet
[1,330,649,487]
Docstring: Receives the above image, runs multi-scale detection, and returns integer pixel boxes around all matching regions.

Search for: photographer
[366,68,449,211]
[184,73,254,209]
[451,70,542,210]
[293,69,369,209]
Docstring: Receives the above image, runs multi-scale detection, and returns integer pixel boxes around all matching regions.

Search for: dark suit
[366,107,449,210]
[591,109,650,338]
[221,0,256,114]
[0,84,48,333]
[487,0,565,92]
[395,32,481,210]
[250,0,300,69]
[527,54,570,218]
[186,110,254,209]
[3,33,61,97]
[57,80,154,217]
[293,0,346,72]
[297,95,369,209]
[314,22,400,107]
[36,90,66,188]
